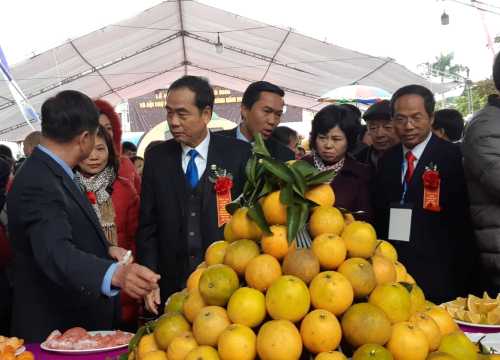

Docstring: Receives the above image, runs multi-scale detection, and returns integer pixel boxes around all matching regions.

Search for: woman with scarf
[75,125,140,330]
[303,104,372,223]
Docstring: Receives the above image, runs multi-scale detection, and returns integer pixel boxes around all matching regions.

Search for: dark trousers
[0,269,12,335]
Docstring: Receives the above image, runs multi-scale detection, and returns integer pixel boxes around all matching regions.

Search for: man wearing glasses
[372,85,477,304]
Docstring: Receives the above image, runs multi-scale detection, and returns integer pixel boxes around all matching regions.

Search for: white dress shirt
[401,131,433,183]
[181,132,210,178]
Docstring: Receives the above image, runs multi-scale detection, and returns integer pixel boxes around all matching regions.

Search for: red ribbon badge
[86,191,97,205]
[422,169,441,212]
[214,176,233,227]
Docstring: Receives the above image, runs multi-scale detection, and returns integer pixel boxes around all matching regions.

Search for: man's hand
[144,288,161,315]
[111,263,160,299]
[108,246,133,264]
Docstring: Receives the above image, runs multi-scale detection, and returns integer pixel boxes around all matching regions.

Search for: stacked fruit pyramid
[127,136,488,360]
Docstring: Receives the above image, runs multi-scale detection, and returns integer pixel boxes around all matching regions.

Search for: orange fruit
[262,191,287,225]
[342,221,377,259]
[266,275,310,322]
[218,324,257,360]
[154,312,191,349]
[370,255,397,285]
[261,225,289,260]
[187,268,205,292]
[231,207,262,241]
[16,352,35,360]
[309,206,345,237]
[368,282,412,324]
[205,241,228,266]
[309,271,354,316]
[185,346,220,360]
[386,322,429,360]
[227,287,266,328]
[405,273,416,284]
[341,303,392,348]
[198,264,239,306]
[141,351,168,360]
[315,351,347,360]
[338,258,376,298]
[375,240,398,262]
[438,331,477,360]
[409,312,442,351]
[223,239,260,276]
[408,284,426,315]
[183,289,207,323]
[394,261,407,282]
[245,254,282,292]
[426,352,457,359]
[167,332,198,360]
[305,183,335,207]
[197,261,208,269]
[257,320,303,360]
[282,248,320,284]
[311,233,347,270]
[192,306,230,346]
[352,344,394,360]
[300,309,342,353]
[138,333,159,359]
[165,289,188,314]
[425,306,458,337]
[223,221,236,242]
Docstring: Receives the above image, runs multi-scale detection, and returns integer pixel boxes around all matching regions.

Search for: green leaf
[248,202,272,235]
[279,184,294,206]
[399,282,414,293]
[226,194,243,215]
[258,178,274,199]
[261,157,294,184]
[245,156,257,185]
[306,169,336,186]
[119,353,129,360]
[297,202,309,233]
[289,166,307,196]
[128,325,146,351]
[252,133,271,157]
[291,160,319,178]
[286,204,300,243]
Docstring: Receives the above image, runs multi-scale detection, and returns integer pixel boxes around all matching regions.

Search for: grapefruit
[425,306,458,337]
[227,287,266,328]
[198,264,239,306]
[167,332,198,360]
[282,248,320,284]
[223,239,260,275]
[316,352,348,360]
[342,221,378,258]
[386,322,429,360]
[305,183,335,207]
[338,258,377,298]
[256,320,303,360]
[300,309,342,353]
[164,289,188,314]
[341,303,392,348]
[261,225,289,260]
[154,312,191,349]
[370,255,397,285]
[183,289,207,323]
[205,241,228,266]
[438,331,477,360]
[266,275,310,322]
[409,312,442,351]
[352,344,394,360]
[217,324,257,360]
[309,271,354,316]
[375,240,398,262]
[262,191,287,225]
[231,207,262,241]
[185,346,220,360]
[309,206,345,237]
[312,233,347,270]
[245,254,282,292]
[187,268,205,292]
[192,306,230,346]
[368,282,412,324]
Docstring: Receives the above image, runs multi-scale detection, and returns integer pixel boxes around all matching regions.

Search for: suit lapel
[169,143,188,216]
[388,145,404,199]
[201,136,218,213]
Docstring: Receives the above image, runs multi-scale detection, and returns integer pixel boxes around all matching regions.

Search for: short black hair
[0,145,13,160]
[494,52,500,91]
[41,90,99,143]
[272,126,298,146]
[309,104,360,152]
[390,84,435,118]
[433,109,464,142]
[168,75,214,113]
[338,104,362,120]
[242,81,284,110]
[122,141,137,153]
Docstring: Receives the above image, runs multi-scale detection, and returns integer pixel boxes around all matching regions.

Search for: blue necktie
[186,149,199,189]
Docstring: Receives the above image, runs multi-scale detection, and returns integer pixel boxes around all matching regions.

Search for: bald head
[23,131,42,157]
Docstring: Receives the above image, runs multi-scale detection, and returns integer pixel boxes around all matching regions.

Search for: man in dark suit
[373,85,476,304]
[8,90,160,342]
[137,76,251,314]
[217,81,295,162]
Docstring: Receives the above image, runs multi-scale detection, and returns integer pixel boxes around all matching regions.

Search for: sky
[0,0,499,83]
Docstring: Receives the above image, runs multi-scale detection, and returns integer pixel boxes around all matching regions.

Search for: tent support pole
[177,0,188,75]
[261,28,292,80]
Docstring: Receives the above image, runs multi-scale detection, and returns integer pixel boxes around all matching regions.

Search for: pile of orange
[134,184,476,360]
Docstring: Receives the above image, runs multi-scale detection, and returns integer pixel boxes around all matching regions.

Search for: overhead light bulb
[441,11,449,25]
[215,33,223,54]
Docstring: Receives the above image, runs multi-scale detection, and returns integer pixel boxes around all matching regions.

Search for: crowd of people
[0,53,498,343]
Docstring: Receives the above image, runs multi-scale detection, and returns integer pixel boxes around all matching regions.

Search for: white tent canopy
[0,0,442,141]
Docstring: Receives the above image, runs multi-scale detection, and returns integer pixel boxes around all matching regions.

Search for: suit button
[191,212,196,217]
[189,232,195,236]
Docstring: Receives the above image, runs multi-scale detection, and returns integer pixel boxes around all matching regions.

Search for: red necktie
[405,151,416,183]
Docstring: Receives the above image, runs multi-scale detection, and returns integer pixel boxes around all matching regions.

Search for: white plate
[440,302,500,329]
[40,330,132,354]
[465,332,500,353]
[15,346,25,356]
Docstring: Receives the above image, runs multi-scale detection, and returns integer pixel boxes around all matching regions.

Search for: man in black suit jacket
[137,76,251,314]
[8,91,159,341]
[217,81,295,162]
[373,85,476,304]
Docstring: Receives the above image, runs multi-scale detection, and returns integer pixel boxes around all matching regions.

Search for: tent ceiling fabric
[0,0,441,141]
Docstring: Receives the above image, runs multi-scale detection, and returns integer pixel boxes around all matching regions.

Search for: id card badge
[388,203,413,242]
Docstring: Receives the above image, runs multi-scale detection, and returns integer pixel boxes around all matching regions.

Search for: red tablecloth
[26,343,127,360]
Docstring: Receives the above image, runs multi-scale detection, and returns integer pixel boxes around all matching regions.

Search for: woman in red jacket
[94,99,141,194]
[75,125,140,330]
